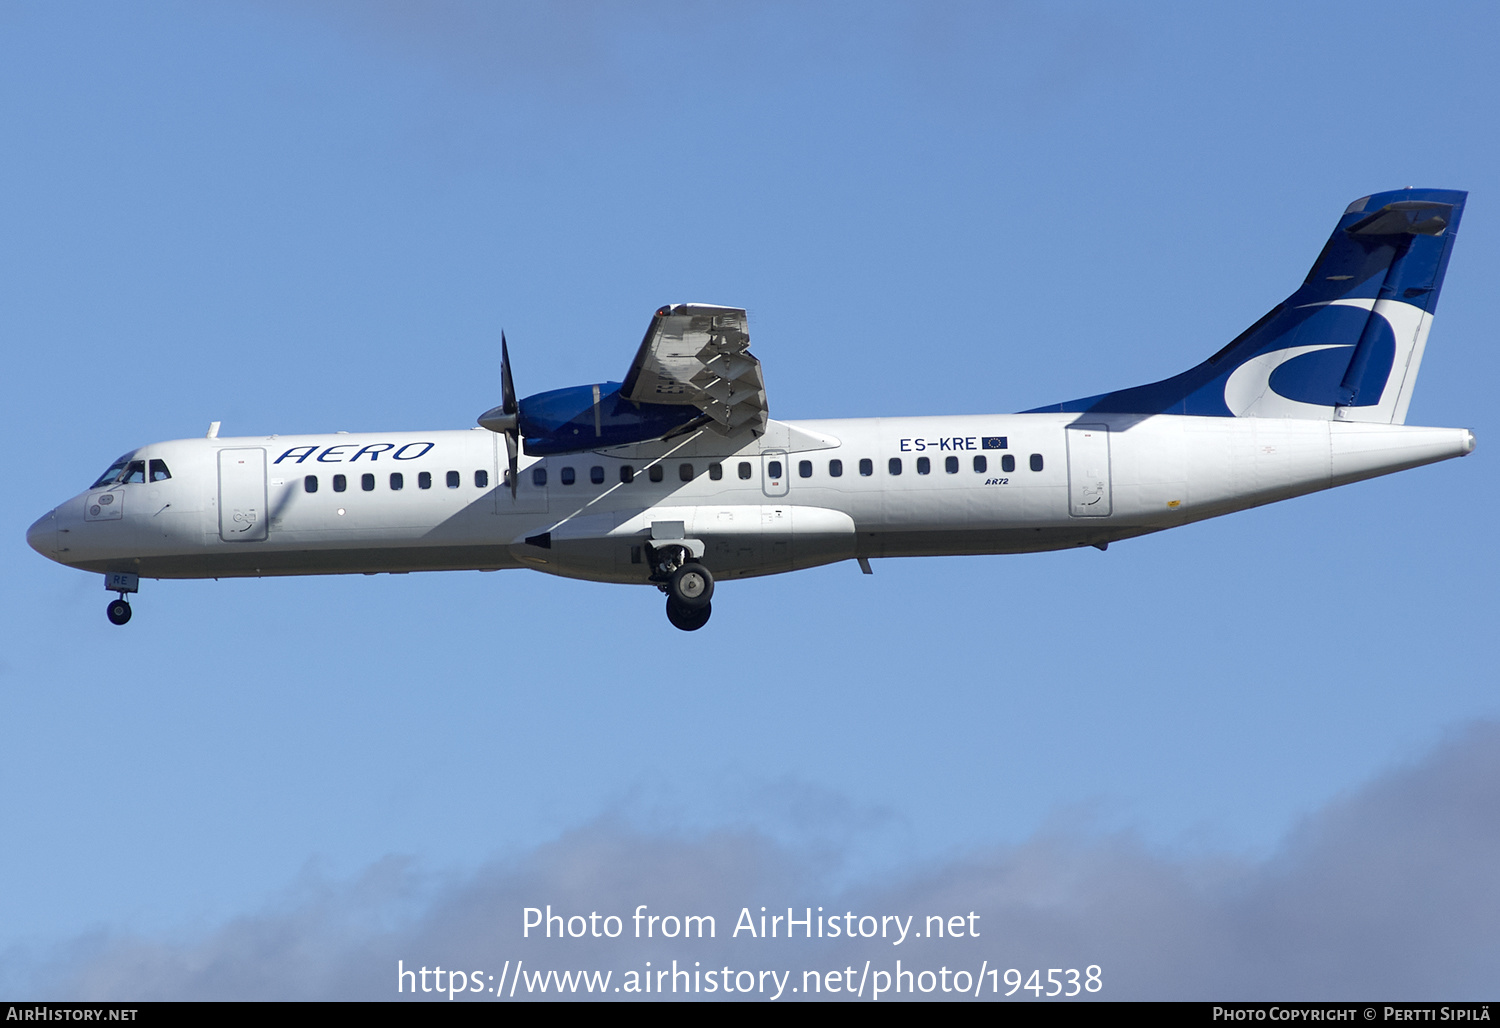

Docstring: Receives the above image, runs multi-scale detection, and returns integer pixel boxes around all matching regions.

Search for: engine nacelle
[517,381,701,455]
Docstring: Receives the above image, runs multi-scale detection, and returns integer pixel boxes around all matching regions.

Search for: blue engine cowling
[518,382,701,455]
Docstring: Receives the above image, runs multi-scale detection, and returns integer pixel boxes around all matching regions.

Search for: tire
[667,562,714,611]
[665,598,711,632]
[106,599,132,625]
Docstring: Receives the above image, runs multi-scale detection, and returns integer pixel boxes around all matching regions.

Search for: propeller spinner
[476,333,521,497]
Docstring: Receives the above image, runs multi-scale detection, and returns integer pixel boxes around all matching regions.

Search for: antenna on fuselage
[206,421,221,439]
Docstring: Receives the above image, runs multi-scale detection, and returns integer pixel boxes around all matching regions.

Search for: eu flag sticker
[982,436,1007,450]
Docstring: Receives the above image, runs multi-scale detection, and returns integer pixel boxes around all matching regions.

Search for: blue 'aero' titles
[273,442,437,464]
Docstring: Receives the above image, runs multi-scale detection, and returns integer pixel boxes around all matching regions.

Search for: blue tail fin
[1028,188,1466,424]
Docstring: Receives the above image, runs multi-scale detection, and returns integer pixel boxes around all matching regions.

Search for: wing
[619,304,768,437]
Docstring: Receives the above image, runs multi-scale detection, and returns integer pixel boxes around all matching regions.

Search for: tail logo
[1222,298,1424,418]
[1223,343,1351,417]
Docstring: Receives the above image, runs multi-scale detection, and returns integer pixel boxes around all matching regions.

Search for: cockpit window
[91,457,131,489]
[149,459,172,482]
[122,461,146,484]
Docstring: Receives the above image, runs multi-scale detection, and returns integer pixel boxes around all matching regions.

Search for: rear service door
[218,448,268,541]
[1066,425,1112,517]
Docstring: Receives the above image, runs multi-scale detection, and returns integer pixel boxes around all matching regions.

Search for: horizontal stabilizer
[1346,200,1451,237]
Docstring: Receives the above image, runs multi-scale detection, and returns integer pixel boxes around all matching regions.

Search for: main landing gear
[665,597,711,632]
[647,542,715,632]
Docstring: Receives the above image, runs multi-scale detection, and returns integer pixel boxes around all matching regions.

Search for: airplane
[27,188,1475,631]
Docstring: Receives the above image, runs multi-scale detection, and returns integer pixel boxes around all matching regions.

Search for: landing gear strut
[103,572,139,626]
[647,542,715,631]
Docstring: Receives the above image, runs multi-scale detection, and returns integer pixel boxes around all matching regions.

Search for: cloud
[25,722,1500,999]
[267,0,1124,118]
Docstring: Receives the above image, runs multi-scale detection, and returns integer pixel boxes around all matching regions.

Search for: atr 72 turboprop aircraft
[27,188,1475,630]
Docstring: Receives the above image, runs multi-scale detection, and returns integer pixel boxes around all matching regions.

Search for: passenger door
[218,448,268,541]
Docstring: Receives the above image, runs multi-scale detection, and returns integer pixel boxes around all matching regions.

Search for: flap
[621,304,768,437]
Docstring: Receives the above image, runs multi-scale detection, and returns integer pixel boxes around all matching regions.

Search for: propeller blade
[501,332,517,416]
[501,332,519,496]
[505,432,519,498]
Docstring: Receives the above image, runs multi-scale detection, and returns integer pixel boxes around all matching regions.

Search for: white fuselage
[27,413,1474,586]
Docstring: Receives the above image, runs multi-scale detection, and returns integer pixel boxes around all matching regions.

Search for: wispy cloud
[24,722,1500,999]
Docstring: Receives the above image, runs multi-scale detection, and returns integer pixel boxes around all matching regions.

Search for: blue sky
[3,1,1498,999]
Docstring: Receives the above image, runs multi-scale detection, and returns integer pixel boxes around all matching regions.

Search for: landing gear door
[1066,425,1111,517]
[761,449,789,498]
[218,447,268,541]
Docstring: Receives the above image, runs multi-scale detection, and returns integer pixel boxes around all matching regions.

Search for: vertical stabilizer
[1029,188,1466,424]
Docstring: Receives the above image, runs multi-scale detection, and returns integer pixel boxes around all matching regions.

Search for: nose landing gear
[103,571,139,626]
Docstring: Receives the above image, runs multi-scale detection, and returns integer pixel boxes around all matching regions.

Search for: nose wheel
[106,597,132,625]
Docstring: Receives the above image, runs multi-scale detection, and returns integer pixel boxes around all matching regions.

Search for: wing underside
[621,304,768,437]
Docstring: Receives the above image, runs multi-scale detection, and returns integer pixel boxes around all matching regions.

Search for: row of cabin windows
[299,454,1047,495]
[535,462,737,487]
[303,470,488,493]
[531,453,1044,487]
[801,454,1039,477]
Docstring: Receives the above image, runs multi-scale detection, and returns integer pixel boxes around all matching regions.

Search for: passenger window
[1001,454,1016,473]
[798,460,812,478]
[738,462,752,480]
[945,456,959,474]
[859,458,873,477]
[361,473,375,492]
[304,475,318,493]
[590,466,605,485]
[709,463,723,481]
[560,466,576,486]
[149,459,172,482]
[333,474,347,492]
[649,465,664,483]
[974,455,988,473]
[475,470,489,488]
[418,471,432,489]
[390,472,404,490]
[829,459,843,477]
[768,460,783,479]
[1029,454,1043,472]
[123,460,146,484]
[888,457,902,476]
[533,467,547,487]
[679,463,694,482]
[447,470,460,488]
[916,457,931,475]
[620,465,634,484]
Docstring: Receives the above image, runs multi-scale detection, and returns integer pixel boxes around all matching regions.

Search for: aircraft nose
[26,510,56,556]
